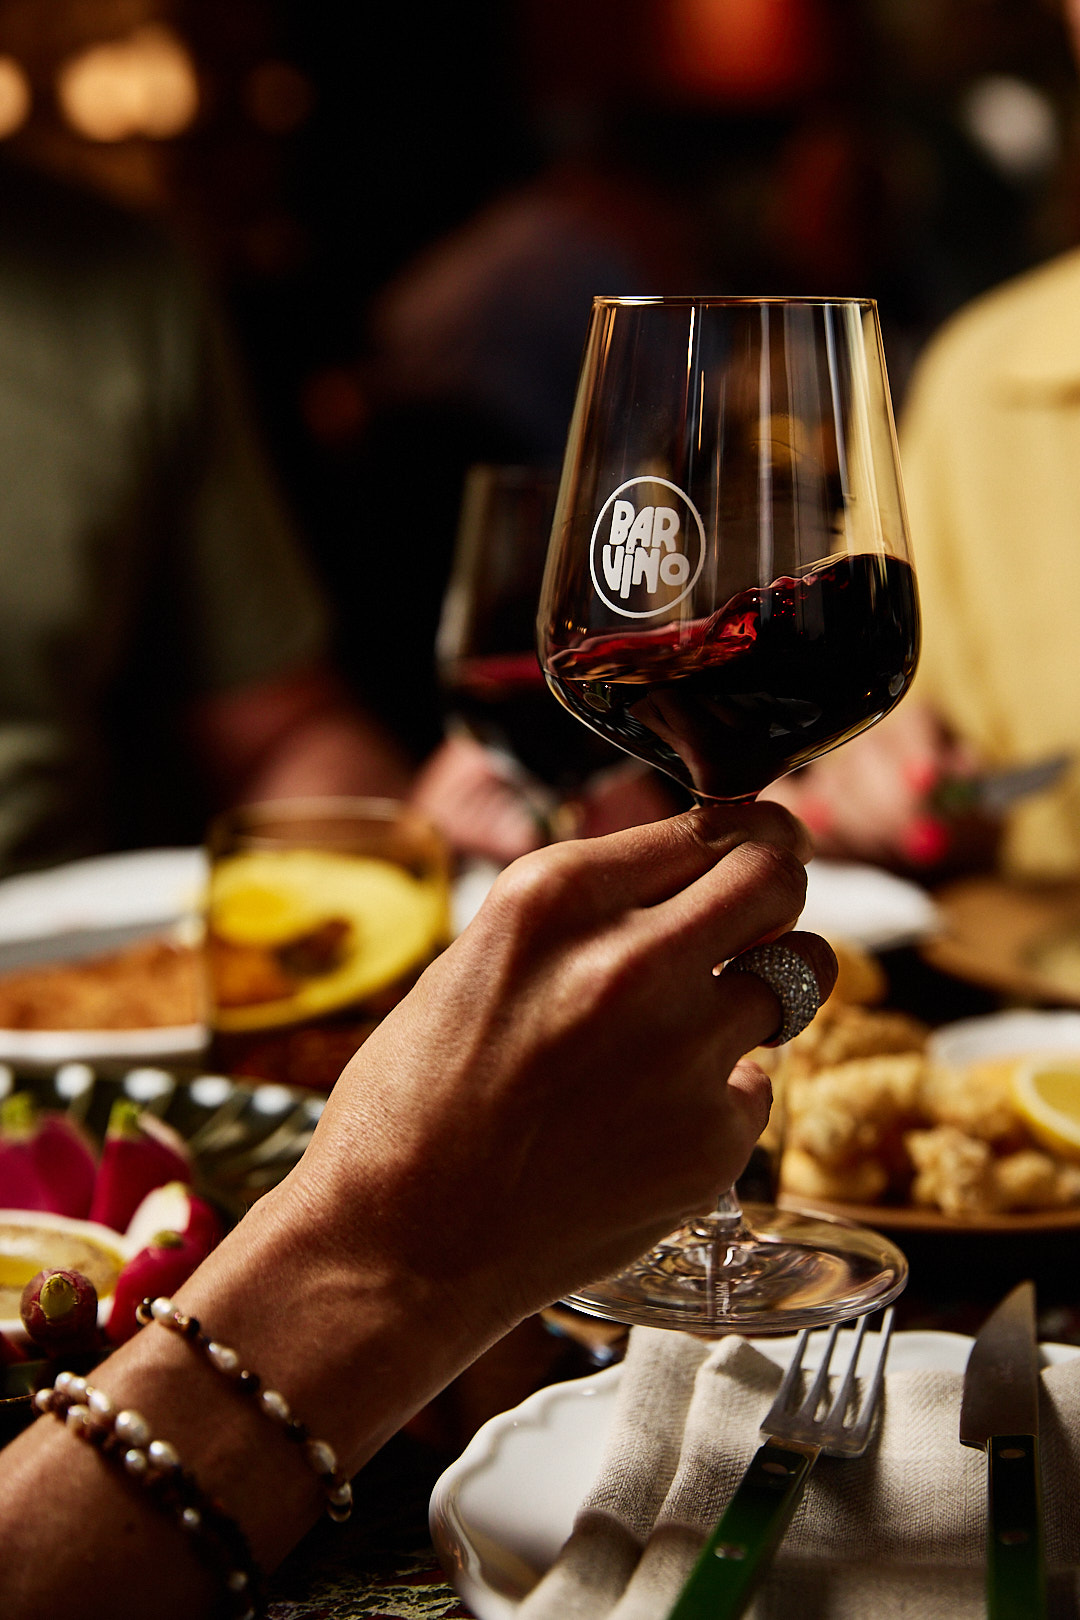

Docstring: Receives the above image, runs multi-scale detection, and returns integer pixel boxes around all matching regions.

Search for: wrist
[72,1169,509,1577]
[176,1176,502,1474]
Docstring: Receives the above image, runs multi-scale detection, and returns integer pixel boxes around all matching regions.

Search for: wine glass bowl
[539,297,919,805]
[537,296,915,1333]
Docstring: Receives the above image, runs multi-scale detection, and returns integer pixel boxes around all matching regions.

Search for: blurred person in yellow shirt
[766,0,1080,883]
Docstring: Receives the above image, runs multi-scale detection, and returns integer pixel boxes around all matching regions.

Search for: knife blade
[960,1280,1047,1620]
[934,753,1071,816]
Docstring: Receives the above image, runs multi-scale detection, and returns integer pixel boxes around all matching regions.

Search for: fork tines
[762,1307,895,1457]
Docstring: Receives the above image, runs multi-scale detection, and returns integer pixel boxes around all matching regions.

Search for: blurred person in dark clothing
[357,115,720,849]
[353,114,713,753]
[0,157,414,878]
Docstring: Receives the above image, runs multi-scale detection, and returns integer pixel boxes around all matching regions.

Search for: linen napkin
[517,1326,1080,1619]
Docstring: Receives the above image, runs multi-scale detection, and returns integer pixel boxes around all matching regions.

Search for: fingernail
[900,815,950,866]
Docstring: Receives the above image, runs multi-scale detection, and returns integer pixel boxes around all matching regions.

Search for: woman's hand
[299,801,835,1335]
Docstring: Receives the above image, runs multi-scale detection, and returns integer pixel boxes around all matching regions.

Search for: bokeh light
[664,0,828,104]
[959,75,1060,182]
[56,23,199,143]
[0,55,30,139]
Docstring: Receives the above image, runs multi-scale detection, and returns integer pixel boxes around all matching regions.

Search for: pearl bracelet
[36,1372,261,1619]
[136,1295,353,1523]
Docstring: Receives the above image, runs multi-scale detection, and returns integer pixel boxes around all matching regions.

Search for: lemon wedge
[1012,1057,1080,1161]
[208,850,448,1032]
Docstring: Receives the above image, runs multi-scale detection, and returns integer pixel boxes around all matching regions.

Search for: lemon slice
[1012,1056,1080,1161]
[211,878,313,946]
[209,850,448,1032]
[0,1211,129,1329]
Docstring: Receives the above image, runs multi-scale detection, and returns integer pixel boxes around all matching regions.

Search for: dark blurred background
[1,0,1078,757]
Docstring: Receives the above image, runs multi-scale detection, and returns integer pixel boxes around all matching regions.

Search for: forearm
[189,663,415,809]
[0,1173,504,1618]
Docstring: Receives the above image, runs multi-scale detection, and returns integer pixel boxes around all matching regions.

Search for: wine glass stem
[694,783,764,1239]
[706,1188,743,1318]
[690,790,762,1303]
[711,1186,744,1225]
[684,1188,750,1317]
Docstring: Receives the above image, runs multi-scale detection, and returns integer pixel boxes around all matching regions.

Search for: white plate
[928,1008,1080,1070]
[0,848,208,943]
[0,849,209,1063]
[800,859,941,952]
[451,857,940,954]
[0,847,499,1064]
[0,1024,207,1065]
[430,1331,1080,1620]
[452,858,503,936]
[0,847,504,1065]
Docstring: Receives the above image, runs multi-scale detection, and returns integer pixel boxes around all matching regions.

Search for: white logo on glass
[589,476,706,619]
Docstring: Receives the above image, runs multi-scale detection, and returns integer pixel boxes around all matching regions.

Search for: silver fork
[667,1307,895,1620]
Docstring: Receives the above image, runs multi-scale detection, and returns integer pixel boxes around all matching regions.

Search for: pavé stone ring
[723,940,821,1046]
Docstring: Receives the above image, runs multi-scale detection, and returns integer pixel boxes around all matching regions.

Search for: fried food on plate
[772,943,1080,1217]
[0,936,201,1031]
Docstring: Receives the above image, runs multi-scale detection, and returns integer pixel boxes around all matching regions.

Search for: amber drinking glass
[205,798,450,1092]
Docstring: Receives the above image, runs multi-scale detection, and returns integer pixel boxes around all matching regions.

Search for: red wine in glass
[438,464,627,820]
[442,649,624,795]
[546,553,918,802]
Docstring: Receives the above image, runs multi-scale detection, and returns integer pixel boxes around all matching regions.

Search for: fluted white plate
[430,1330,1080,1620]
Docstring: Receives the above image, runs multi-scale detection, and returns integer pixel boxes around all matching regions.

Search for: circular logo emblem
[589,476,706,619]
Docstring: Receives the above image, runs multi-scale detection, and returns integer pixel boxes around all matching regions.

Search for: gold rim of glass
[590,294,878,309]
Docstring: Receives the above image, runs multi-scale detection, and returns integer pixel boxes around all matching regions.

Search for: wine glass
[437,463,632,839]
[537,295,916,1334]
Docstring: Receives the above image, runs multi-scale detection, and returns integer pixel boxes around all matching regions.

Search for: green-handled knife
[667,1311,893,1620]
[960,1280,1047,1620]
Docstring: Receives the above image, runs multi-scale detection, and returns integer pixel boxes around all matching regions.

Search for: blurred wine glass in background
[436,464,628,841]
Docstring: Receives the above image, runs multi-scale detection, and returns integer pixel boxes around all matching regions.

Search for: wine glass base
[563,1202,908,1337]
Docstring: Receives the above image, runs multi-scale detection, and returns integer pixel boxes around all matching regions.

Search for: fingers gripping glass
[538,297,914,1333]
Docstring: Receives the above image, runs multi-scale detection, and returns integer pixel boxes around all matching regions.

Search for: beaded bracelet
[137,1296,353,1523]
[36,1372,262,1620]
